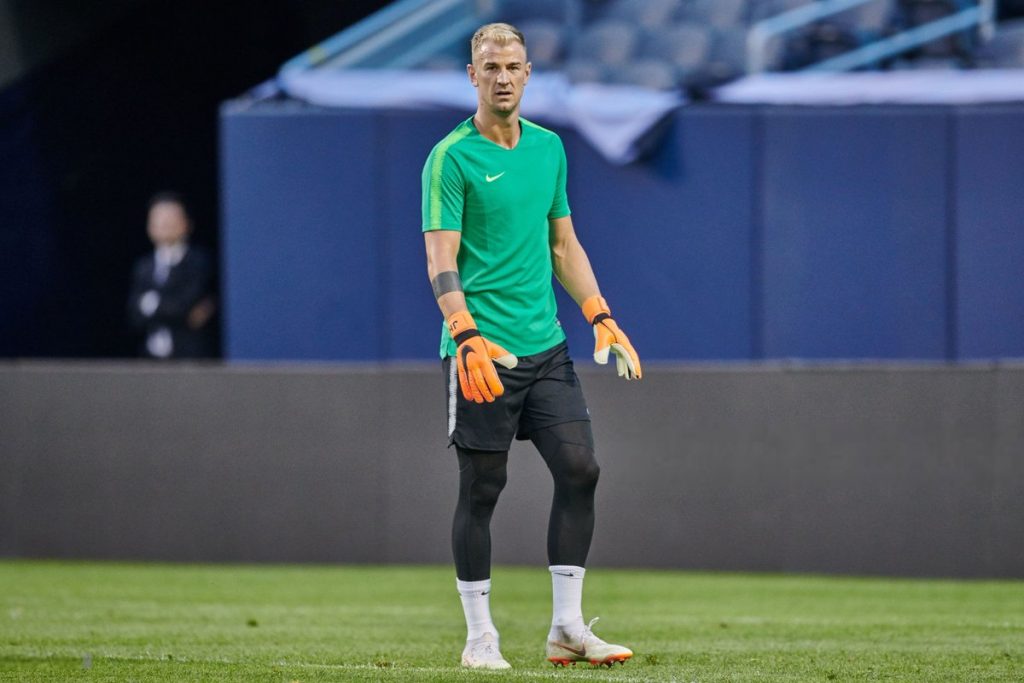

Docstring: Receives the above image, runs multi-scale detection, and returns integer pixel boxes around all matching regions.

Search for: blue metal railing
[386,12,483,69]
[279,0,476,75]
[278,0,592,77]
[748,0,997,74]
[747,0,882,73]
[806,1,996,71]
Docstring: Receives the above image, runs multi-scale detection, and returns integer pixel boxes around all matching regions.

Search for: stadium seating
[473,1,1011,90]
[749,0,815,23]
[709,26,754,75]
[974,17,1024,66]
[641,23,713,79]
[571,18,640,66]
[605,0,684,30]
[501,0,569,22]
[516,18,565,69]
[680,0,749,28]
[609,58,681,89]
[899,0,977,61]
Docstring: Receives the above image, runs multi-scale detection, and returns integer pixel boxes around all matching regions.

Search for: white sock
[457,578,496,641]
[549,565,586,637]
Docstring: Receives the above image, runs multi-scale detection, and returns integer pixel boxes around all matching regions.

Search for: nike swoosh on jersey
[485,172,506,182]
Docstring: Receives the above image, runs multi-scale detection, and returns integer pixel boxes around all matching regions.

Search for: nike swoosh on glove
[581,295,642,380]
[448,310,519,403]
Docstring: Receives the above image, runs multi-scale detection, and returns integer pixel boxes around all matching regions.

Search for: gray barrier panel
[1,362,1021,577]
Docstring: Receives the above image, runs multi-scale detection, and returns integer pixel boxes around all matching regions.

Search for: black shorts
[443,341,591,451]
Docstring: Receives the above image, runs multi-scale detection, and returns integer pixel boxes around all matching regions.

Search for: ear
[467,63,478,87]
[524,61,532,86]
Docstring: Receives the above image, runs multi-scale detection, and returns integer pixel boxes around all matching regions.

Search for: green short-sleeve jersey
[422,116,571,358]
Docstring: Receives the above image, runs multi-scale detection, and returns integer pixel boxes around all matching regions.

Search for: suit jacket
[127,244,215,359]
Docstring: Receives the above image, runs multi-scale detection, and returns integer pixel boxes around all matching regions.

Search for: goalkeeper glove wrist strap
[453,328,481,345]
[582,295,612,325]
[447,310,480,345]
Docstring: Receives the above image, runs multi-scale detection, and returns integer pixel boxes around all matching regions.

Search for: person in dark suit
[127,192,216,359]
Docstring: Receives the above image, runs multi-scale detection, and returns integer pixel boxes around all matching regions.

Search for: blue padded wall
[220,107,383,360]
[760,108,950,359]
[220,103,1024,362]
[563,109,757,360]
[378,111,468,361]
[954,107,1024,359]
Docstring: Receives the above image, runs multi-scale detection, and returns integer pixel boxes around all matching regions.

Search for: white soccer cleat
[546,617,633,668]
[461,632,512,670]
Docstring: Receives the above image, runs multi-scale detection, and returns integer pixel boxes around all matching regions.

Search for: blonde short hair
[471,22,526,59]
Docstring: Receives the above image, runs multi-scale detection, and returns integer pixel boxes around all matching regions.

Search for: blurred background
[1,1,1022,577]
[0,0,392,358]
[3,0,1024,360]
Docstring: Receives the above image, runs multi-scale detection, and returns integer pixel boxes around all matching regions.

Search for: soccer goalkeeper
[421,22,642,670]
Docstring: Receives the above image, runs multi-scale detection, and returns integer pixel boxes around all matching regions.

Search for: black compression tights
[452,421,600,581]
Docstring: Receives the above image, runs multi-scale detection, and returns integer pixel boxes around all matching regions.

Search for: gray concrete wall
[1,362,1022,577]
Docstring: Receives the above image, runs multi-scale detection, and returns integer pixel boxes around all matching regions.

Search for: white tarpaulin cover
[713,69,1024,105]
[278,69,684,165]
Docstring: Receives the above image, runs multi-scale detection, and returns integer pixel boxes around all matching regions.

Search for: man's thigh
[443,356,529,451]
[516,344,590,441]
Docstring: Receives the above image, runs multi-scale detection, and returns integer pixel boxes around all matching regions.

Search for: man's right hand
[448,310,518,403]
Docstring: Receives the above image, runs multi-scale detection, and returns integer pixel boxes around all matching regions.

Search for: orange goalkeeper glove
[582,295,642,380]
[448,310,519,403]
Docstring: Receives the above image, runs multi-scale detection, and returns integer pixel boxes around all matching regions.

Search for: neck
[473,108,520,149]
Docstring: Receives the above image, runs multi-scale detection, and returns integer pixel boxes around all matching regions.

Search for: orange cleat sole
[592,653,632,667]
[549,653,632,668]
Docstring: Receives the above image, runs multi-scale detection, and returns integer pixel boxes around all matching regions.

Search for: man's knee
[555,441,600,491]
[458,448,509,513]
[470,465,507,511]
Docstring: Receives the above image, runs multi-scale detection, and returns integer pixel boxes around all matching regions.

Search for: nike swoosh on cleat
[552,641,586,657]
[485,172,505,182]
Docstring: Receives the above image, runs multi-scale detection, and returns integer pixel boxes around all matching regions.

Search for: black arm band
[591,312,611,325]
[431,271,463,299]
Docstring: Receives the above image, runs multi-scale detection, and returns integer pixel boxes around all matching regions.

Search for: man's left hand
[582,295,642,380]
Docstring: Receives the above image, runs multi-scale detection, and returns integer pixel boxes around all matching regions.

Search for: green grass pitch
[2,561,1022,682]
